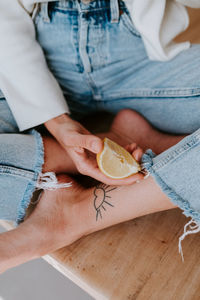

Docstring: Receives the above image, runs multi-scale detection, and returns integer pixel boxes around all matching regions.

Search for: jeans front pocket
[119,7,140,38]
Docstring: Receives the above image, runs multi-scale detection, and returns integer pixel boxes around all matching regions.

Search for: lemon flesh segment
[97,138,141,179]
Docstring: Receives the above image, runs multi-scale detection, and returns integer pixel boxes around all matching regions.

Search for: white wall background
[0,226,93,300]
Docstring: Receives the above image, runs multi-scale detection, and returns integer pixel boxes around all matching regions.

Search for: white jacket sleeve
[0,0,69,131]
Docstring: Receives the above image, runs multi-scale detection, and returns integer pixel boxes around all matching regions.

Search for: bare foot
[109,109,186,154]
[109,109,162,151]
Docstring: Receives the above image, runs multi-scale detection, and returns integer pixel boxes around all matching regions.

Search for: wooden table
[1,7,200,300]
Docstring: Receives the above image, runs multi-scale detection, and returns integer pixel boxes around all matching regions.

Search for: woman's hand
[45,114,144,185]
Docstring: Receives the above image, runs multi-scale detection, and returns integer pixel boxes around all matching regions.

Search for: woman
[0,0,200,272]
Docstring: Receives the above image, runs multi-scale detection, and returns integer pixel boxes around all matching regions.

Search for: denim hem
[141,150,200,224]
[16,129,44,225]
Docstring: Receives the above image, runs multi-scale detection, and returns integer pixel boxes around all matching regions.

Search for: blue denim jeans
[1,0,200,258]
[0,95,44,224]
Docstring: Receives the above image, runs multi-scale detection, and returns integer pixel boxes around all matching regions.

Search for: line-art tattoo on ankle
[93,184,117,221]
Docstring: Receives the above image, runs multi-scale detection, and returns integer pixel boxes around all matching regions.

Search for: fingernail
[136,180,140,184]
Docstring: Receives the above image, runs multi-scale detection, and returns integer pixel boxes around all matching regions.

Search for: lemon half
[97,138,141,179]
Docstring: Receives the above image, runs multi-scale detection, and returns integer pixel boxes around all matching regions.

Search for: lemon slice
[97,138,141,179]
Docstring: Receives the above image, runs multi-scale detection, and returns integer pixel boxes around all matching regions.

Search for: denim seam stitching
[102,88,200,99]
[152,131,200,171]
[0,166,34,180]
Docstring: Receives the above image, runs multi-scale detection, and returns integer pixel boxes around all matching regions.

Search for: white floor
[0,226,93,300]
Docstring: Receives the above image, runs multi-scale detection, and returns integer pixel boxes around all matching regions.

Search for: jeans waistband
[40,0,127,23]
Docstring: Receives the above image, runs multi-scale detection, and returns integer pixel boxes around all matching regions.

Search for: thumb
[67,133,103,153]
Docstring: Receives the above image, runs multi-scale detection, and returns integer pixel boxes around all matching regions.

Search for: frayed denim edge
[16,129,44,225]
[142,150,200,224]
[142,150,200,262]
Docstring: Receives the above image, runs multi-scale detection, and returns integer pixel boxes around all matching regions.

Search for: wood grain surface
[45,209,200,300]
[1,7,200,300]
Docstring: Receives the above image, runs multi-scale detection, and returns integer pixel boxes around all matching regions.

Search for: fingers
[69,148,145,186]
[125,143,144,162]
[65,133,103,154]
[68,139,145,185]
[67,148,95,174]
[73,147,85,154]
[45,115,103,153]
[95,171,145,186]
[125,143,137,153]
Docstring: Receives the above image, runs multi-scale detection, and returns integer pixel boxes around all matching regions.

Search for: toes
[125,143,143,162]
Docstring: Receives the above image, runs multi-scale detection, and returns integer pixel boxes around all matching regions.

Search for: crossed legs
[0,109,185,273]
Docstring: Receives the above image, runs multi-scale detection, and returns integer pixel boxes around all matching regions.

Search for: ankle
[42,136,75,174]
[73,188,96,237]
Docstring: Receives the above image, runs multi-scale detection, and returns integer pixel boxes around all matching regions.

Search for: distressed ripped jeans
[0,97,44,225]
[1,0,200,261]
[0,95,70,225]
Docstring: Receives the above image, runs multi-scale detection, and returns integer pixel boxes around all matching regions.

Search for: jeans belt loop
[110,0,120,23]
[76,0,81,15]
[31,3,40,20]
[41,2,50,23]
